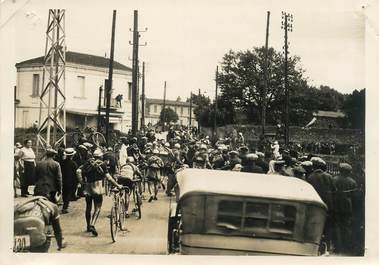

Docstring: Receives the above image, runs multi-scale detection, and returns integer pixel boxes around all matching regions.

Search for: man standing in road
[307,157,334,251]
[332,163,357,255]
[34,149,62,203]
[61,148,78,214]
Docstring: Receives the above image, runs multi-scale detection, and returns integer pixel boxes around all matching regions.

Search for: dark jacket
[332,175,357,214]
[256,158,269,173]
[103,151,117,174]
[307,169,334,209]
[61,158,78,187]
[34,158,62,195]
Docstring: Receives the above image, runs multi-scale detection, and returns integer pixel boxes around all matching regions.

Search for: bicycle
[130,178,142,219]
[71,127,106,147]
[109,186,129,242]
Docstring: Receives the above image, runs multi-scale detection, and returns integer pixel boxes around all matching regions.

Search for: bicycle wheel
[119,196,127,231]
[133,188,142,219]
[91,132,106,147]
[110,205,118,242]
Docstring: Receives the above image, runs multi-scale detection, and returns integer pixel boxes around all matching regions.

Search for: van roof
[176,168,326,208]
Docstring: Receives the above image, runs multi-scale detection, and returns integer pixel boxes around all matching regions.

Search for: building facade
[312,110,346,128]
[145,97,197,127]
[15,51,134,132]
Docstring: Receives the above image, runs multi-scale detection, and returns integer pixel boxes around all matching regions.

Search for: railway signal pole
[129,10,147,135]
[97,85,103,132]
[281,11,293,146]
[37,9,66,151]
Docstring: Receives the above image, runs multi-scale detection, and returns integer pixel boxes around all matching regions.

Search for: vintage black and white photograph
[1,0,376,261]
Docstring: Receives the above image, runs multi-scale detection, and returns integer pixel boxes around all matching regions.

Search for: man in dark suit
[34,149,62,203]
[61,148,78,214]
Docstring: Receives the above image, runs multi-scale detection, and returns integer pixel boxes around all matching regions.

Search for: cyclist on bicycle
[146,150,164,202]
[192,144,212,169]
[14,196,67,252]
[165,143,183,196]
[127,137,142,163]
[76,149,122,236]
[117,156,142,217]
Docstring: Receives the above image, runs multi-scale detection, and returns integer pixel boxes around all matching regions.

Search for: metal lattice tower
[37,9,66,150]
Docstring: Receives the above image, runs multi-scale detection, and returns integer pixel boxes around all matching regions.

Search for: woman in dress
[19,139,36,197]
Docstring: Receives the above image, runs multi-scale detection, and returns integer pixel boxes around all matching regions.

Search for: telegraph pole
[197,89,201,131]
[162,81,167,131]
[189,92,193,127]
[262,11,270,136]
[105,10,116,143]
[214,66,218,137]
[140,61,145,129]
[281,11,293,146]
[129,10,147,136]
[131,10,139,136]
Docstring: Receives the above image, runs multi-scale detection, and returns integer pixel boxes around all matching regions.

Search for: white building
[145,97,197,127]
[15,51,134,132]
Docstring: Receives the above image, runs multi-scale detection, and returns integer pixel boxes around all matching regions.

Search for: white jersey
[119,144,128,167]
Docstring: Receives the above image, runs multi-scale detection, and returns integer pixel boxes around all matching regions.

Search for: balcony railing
[100,97,122,109]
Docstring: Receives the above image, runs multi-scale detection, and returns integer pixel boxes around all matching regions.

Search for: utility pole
[140,61,145,129]
[281,11,293,146]
[105,10,116,144]
[162,81,167,131]
[129,10,147,136]
[37,9,66,151]
[189,92,193,127]
[214,66,218,138]
[97,85,103,131]
[197,89,201,132]
[262,11,270,136]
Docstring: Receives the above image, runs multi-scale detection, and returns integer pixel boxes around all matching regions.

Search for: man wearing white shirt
[119,137,128,167]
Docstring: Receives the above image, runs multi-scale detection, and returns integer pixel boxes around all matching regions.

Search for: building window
[32,74,39,97]
[22,110,29,128]
[77,76,85,98]
[180,106,183,115]
[128,82,132,100]
[154,105,157,113]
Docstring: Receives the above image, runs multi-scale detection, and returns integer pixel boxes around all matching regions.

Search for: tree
[218,47,307,125]
[186,92,233,127]
[342,89,365,130]
[160,108,179,124]
[217,47,350,127]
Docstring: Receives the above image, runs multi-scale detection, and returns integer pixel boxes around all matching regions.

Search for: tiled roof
[15,51,132,71]
[313,110,345,118]
[146,98,196,107]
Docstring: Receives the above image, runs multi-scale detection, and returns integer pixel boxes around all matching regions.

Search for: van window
[216,200,296,235]
[217,201,243,228]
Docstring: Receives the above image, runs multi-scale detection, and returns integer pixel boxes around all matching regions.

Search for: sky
[1,0,366,100]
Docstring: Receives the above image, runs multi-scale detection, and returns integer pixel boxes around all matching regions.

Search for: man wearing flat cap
[34,148,62,203]
[241,154,264,173]
[307,157,334,250]
[332,162,357,254]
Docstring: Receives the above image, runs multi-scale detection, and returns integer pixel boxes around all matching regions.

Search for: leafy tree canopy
[160,107,179,124]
